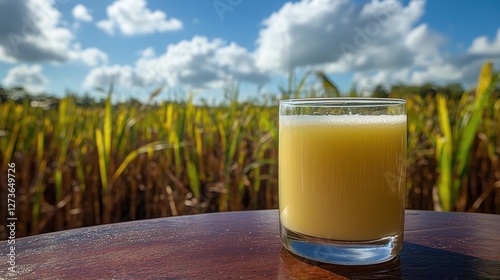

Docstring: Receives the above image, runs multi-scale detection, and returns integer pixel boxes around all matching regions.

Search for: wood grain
[1,210,499,279]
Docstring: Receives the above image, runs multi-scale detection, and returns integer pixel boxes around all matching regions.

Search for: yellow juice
[279,114,406,241]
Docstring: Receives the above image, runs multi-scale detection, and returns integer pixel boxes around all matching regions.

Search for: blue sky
[0,0,499,102]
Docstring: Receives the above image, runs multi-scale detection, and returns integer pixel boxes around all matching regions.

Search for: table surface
[1,210,500,279]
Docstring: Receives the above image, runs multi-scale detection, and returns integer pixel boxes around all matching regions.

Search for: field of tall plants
[1,62,499,239]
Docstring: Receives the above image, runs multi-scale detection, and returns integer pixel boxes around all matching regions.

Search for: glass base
[280,225,403,266]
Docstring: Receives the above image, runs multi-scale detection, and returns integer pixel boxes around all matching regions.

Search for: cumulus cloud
[3,0,498,96]
[83,36,269,90]
[72,4,93,22]
[0,0,107,66]
[374,28,500,88]
[0,0,74,63]
[97,0,183,36]
[71,45,108,67]
[255,0,424,72]
[83,65,145,89]
[138,47,156,58]
[137,36,269,88]
[255,0,500,89]
[2,64,48,92]
[468,29,500,56]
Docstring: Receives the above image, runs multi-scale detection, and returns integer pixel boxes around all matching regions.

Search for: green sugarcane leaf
[436,95,454,211]
[456,62,497,176]
[315,70,341,97]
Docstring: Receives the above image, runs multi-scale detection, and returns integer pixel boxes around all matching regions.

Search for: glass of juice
[279,98,407,265]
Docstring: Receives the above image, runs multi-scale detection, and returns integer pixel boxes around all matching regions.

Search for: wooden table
[1,210,500,279]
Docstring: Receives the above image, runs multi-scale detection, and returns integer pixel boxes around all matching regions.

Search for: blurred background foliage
[1,62,499,239]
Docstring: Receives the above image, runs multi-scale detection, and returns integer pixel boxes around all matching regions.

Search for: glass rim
[280,97,406,107]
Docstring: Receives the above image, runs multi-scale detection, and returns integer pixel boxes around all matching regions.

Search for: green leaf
[315,70,340,97]
[110,141,183,185]
[456,62,496,176]
[436,94,453,211]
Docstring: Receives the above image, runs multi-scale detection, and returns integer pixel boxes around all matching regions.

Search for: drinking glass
[279,98,407,265]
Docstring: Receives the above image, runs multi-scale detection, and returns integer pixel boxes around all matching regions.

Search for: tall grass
[0,63,499,239]
[434,62,499,211]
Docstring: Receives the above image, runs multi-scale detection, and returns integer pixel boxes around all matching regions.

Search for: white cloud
[404,24,444,66]
[83,65,145,89]
[2,64,48,92]
[468,29,500,56]
[83,36,269,91]
[411,65,464,85]
[2,0,498,96]
[138,47,155,58]
[403,28,500,87]
[0,0,107,67]
[256,0,351,71]
[255,0,423,72]
[97,0,183,36]
[72,4,92,22]
[0,0,74,63]
[71,46,108,67]
[255,0,500,89]
[136,36,269,89]
[0,47,16,63]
